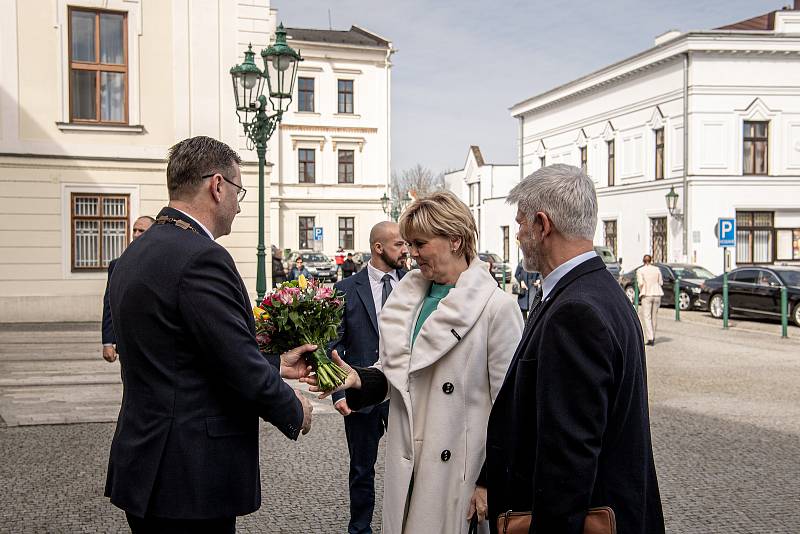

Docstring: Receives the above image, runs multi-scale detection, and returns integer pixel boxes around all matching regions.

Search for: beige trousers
[640,296,660,342]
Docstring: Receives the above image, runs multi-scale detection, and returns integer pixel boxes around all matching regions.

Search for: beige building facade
[0,0,281,322]
[270,27,393,257]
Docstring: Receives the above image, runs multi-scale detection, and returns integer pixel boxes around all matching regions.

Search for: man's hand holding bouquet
[254,275,350,391]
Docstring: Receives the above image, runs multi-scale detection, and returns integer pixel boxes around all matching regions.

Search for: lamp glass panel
[242,72,258,89]
[272,54,294,72]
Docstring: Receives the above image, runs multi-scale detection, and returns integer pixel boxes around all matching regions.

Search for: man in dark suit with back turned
[105,136,315,533]
[101,215,154,363]
[480,164,664,534]
[330,221,408,534]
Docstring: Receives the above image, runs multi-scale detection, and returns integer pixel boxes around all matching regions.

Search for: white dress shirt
[367,260,399,320]
[173,208,215,240]
[541,250,597,302]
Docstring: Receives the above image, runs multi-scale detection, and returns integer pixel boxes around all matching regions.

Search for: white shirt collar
[367,260,398,283]
[541,250,597,301]
[173,208,215,240]
[366,260,399,318]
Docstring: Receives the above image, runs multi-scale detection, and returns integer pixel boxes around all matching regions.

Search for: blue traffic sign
[717,218,736,247]
[313,227,323,241]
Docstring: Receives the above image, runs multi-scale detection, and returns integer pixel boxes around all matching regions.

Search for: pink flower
[255,333,270,346]
[274,289,293,305]
[313,286,333,301]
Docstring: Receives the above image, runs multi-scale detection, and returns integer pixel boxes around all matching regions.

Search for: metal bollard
[722,272,729,330]
[781,286,788,339]
[674,276,681,322]
[633,277,640,311]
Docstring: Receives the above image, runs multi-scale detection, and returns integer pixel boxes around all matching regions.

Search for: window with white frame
[338,217,355,249]
[654,128,665,180]
[338,150,355,184]
[68,7,127,123]
[580,146,588,173]
[297,77,314,112]
[338,80,354,114]
[71,193,129,270]
[607,140,615,186]
[736,211,773,264]
[743,121,768,175]
[299,149,315,183]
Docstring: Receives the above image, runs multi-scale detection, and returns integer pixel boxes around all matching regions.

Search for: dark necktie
[529,288,544,317]
[381,273,394,308]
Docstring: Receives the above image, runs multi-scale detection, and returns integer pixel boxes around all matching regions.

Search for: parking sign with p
[717,218,736,247]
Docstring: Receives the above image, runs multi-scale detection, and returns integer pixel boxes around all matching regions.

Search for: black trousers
[126,512,235,534]
[343,401,389,534]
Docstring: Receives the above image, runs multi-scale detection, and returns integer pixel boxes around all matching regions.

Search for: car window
[776,270,800,287]
[672,266,714,279]
[303,254,329,262]
[594,247,616,264]
[658,265,672,280]
[732,269,758,284]
[758,271,781,287]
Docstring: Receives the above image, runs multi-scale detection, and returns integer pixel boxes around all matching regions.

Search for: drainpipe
[682,52,690,261]
[386,45,394,212]
[518,115,525,182]
[517,115,524,265]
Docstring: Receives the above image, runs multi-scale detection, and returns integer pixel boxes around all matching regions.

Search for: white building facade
[512,6,800,275]
[445,146,520,265]
[0,0,357,322]
[270,27,393,257]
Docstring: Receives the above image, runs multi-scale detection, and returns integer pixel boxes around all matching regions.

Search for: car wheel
[678,291,691,311]
[624,285,635,303]
[793,302,800,328]
[709,294,724,319]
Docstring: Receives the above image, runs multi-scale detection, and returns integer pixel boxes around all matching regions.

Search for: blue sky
[273,0,781,173]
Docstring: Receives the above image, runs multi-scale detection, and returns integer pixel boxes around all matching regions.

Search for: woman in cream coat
[309,192,523,534]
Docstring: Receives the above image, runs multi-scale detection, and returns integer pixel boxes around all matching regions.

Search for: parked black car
[593,245,621,278]
[698,266,800,327]
[478,252,512,283]
[619,263,715,310]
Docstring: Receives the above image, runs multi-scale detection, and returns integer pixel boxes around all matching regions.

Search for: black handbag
[512,283,527,297]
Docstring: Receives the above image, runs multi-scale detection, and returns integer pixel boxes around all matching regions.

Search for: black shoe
[646,340,654,346]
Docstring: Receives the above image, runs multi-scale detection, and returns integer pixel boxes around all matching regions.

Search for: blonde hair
[399,190,478,263]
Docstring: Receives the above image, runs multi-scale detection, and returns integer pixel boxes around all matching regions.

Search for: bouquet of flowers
[253,275,349,391]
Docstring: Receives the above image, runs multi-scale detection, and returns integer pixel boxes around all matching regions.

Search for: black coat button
[442,382,454,394]
[441,450,451,462]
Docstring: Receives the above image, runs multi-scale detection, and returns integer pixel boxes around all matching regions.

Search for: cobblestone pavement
[1,312,799,533]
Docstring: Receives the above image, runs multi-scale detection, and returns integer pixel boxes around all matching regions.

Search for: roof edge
[510,30,800,117]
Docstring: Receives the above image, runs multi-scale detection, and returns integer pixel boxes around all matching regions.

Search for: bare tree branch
[390,164,445,199]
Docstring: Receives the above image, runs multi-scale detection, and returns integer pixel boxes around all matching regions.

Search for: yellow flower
[253,306,269,320]
[298,274,308,289]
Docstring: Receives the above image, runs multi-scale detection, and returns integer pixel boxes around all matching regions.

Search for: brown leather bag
[496,506,616,534]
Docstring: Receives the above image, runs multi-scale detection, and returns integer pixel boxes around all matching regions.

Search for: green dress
[412,282,456,345]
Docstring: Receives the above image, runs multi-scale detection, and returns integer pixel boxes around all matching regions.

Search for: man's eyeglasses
[201,173,247,203]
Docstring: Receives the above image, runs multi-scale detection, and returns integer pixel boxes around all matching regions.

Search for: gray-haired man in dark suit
[481,164,664,534]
